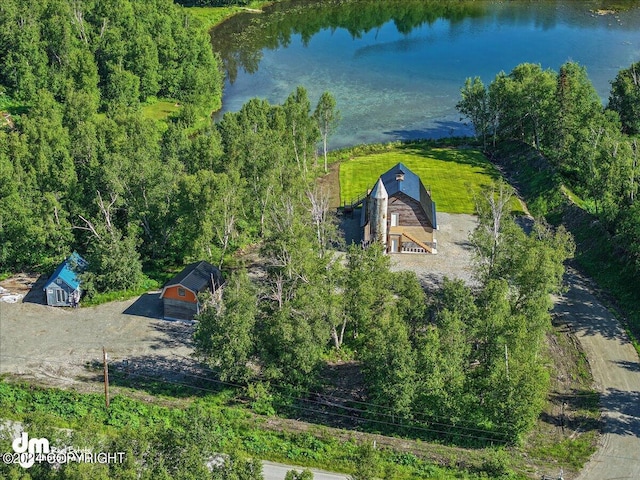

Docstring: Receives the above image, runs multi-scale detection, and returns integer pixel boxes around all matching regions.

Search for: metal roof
[43,252,88,291]
[379,163,437,229]
[371,177,388,199]
[162,261,222,297]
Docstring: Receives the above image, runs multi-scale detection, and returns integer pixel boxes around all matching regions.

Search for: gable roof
[43,252,88,291]
[379,163,437,229]
[161,261,222,298]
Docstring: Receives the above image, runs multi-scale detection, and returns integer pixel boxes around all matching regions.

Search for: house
[159,261,223,321]
[43,252,88,307]
[361,163,437,254]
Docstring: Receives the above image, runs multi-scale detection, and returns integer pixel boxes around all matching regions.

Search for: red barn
[160,261,222,321]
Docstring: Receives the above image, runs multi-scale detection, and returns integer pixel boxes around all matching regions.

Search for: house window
[178,287,186,297]
[391,213,398,227]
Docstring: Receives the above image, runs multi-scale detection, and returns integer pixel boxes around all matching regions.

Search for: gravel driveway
[389,212,478,289]
[2,213,638,480]
[0,213,479,387]
[0,293,194,388]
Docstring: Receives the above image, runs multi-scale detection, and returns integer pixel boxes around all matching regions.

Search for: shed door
[56,289,67,304]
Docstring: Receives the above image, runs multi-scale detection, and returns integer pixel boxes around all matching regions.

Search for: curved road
[553,268,640,480]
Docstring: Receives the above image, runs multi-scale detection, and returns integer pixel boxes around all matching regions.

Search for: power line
[169,353,520,432]
[0,351,547,439]
[4,351,585,442]
[111,366,510,444]
[107,361,512,442]
[107,352,513,439]
[0,352,511,443]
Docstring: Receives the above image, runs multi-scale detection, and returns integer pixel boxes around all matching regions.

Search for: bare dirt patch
[0,273,40,295]
[316,162,342,209]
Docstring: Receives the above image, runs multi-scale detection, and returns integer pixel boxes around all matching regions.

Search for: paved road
[553,268,640,480]
[262,461,347,480]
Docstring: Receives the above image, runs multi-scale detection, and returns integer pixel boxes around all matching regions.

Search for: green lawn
[187,2,270,33]
[339,143,523,214]
[141,99,181,121]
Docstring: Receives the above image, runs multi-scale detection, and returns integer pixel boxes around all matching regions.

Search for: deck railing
[342,191,367,210]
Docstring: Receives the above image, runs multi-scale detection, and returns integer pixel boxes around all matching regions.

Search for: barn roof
[379,163,437,229]
[161,261,222,297]
[43,252,88,291]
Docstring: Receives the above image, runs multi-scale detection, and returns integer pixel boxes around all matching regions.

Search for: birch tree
[313,91,340,172]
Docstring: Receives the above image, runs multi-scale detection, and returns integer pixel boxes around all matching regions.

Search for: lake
[210,0,640,148]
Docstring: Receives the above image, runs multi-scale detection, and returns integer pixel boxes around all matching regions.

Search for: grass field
[187,2,270,33]
[141,99,181,121]
[339,143,523,214]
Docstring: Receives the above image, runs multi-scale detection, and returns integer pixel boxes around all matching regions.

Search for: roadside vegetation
[0,380,521,479]
[457,60,640,352]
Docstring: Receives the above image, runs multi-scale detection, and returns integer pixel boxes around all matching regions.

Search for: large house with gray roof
[361,163,437,254]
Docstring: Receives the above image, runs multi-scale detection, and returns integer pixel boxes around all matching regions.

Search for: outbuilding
[43,252,88,307]
[159,261,223,321]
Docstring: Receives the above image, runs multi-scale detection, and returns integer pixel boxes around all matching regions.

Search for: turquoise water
[211,1,640,148]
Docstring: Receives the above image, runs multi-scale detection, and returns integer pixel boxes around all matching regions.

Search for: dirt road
[554,268,640,480]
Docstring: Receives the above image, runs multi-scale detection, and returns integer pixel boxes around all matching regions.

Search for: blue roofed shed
[43,252,88,307]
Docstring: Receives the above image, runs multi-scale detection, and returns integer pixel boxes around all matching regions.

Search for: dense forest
[0,0,221,280]
[457,61,640,278]
[0,0,340,298]
[194,180,573,444]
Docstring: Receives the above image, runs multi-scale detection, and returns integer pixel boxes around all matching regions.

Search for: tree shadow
[514,215,534,234]
[148,319,194,349]
[613,360,640,373]
[553,270,631,341]
[85,353,227,399]
[123,293,163,319]
[599,388,640,437]
[81,314,217,398]
[338,208,364,247]
[539,388,601,433]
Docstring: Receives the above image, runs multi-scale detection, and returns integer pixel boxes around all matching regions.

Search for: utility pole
[103,346,110,409]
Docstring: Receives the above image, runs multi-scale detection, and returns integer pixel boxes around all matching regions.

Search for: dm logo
[12,432,50,468]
